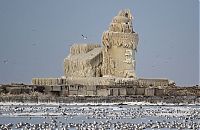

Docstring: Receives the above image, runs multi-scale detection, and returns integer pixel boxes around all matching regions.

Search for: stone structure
[64,44,102,77]
[31,9,176,97]
[63,9,138,79]
[102,9,139,78]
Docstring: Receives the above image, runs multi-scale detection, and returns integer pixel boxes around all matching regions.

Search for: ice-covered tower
[101,9,139,78]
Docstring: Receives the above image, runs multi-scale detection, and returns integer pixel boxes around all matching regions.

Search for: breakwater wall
[0,95,199,104]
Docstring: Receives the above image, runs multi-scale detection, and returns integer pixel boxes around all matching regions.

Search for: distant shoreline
[0,101,199,106]
[0,95,199,104]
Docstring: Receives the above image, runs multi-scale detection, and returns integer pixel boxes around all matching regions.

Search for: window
[125,13,128,17]
[118,89,120,95]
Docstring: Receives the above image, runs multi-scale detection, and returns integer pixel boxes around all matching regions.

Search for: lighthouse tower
[101,9,139,79]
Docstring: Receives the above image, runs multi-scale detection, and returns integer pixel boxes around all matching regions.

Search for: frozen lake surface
[0,102,199,130]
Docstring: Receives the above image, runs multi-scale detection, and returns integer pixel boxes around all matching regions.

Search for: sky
[0,0,199,86]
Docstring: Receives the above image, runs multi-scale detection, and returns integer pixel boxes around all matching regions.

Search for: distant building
[32,9,174,97]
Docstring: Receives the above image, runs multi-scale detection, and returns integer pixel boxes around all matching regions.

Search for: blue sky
[0,0,199,86]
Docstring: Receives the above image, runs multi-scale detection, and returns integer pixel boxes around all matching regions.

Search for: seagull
[3,59,8,64]
[32,43,37,46]
[81,34,87,40]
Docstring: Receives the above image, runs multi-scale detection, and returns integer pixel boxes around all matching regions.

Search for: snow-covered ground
[0,102,199,129]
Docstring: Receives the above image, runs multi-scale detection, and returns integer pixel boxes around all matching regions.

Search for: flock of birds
[0,103,199,130]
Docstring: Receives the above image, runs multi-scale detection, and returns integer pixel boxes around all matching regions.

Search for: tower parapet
[101,9,139,78]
